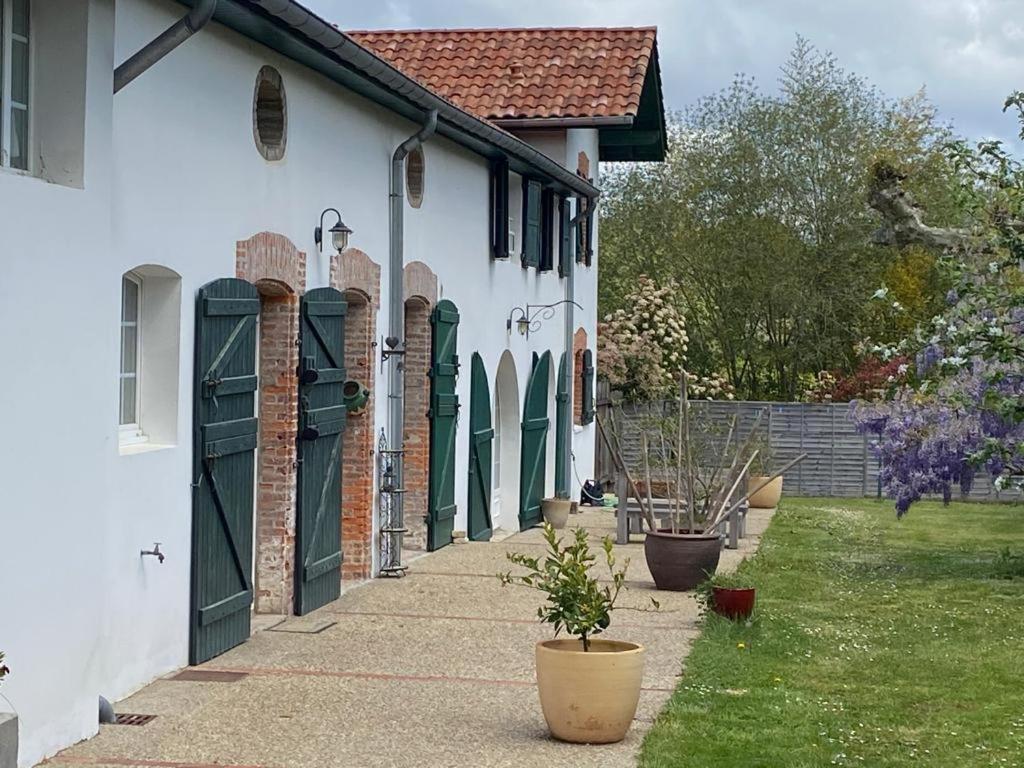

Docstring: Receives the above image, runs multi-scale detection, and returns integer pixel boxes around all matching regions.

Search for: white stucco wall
[0,1,115,764]
[0,2,600,765]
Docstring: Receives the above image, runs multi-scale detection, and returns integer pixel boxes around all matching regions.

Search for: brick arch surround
[236,232,306,614]
[573,327,587,426]
[403,261,439,550]
[330,248,381,580]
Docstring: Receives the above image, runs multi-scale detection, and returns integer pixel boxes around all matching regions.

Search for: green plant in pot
[500,524,654,744]
[696,571,757,621]
[624,370,805,592]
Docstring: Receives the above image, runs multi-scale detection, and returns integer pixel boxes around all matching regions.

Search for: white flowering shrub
[598,275,735,402]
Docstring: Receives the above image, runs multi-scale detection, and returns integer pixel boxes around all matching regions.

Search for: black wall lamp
[507,300,583,339]
[314,208,353,254]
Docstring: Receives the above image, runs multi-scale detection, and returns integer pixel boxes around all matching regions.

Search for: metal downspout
[384,110,439,572]
[113,0,218,93]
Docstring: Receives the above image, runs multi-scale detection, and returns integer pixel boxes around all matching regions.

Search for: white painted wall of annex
[0,1,115,765]
[0,0,600,764]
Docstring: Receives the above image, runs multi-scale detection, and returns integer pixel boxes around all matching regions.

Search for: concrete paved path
[44,507,773,768]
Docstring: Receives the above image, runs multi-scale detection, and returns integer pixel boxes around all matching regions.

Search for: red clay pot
[711,586,756,620]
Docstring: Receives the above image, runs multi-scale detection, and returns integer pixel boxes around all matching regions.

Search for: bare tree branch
[867,162,974,250]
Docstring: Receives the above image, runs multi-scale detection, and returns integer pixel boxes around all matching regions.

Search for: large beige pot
[747,475,783,508]
[541,497,572,529]
[535,638,645,743]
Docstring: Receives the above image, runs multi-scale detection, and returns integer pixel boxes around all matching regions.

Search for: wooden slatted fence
[595,393,1014,502]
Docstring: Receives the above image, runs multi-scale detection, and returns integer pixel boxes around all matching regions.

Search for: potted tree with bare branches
[627,371,805,591]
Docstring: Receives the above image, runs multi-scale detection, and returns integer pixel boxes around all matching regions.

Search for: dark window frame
[489,157,510,259]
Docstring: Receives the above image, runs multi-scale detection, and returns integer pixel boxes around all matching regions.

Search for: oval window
[253,66,287,161]
[406,147,425,208]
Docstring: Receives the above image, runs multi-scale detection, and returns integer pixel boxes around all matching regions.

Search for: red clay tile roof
[348,27,658,123]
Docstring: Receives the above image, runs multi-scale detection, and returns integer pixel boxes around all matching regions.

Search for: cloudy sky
[306,0,1024,148]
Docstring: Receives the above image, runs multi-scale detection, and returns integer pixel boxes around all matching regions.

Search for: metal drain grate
[113,713,156,726]
[170,669,249,683]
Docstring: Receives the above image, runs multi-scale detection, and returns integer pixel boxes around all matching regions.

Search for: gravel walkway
[44,507,773,768]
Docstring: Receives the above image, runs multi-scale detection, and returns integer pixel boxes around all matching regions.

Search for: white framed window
[119,272,146,445]
[0,0,30,171]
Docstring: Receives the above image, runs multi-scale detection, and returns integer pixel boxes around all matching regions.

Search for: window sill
[119,441,175,456]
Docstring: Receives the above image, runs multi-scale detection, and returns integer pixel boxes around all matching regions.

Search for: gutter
[384,109,439,572]
[493,116,634,130]
[114,0,218,93]
[243,0,599,200]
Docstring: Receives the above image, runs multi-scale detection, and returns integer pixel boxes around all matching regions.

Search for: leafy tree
[600,38,959,400]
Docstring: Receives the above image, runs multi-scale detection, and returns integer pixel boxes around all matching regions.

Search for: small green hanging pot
[343,380,370,413]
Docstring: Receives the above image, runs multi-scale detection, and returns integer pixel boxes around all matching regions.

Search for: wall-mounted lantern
[507,300,583,340]
[314,208,353,254]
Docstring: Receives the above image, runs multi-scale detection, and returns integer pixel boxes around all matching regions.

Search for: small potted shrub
[697,571,756,620]
[501,524,652,743]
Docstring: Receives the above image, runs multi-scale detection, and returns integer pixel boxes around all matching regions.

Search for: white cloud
[306,0,1024,146]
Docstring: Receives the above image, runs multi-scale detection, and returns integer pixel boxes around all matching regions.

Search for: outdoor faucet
[141,543,165,564]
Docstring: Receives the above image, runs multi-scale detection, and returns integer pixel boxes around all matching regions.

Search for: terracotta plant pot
[541,497,572,529]
[644,529,723,591]
[711,586,756,620]
[747,475,783,508]
[535,638,645,743]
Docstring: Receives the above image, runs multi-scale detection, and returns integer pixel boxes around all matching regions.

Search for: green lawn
[640,497,1024,768]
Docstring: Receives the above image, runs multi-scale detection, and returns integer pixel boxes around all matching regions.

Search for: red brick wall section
[402,262,439,552]
[331,249,381,581]
[573,327,587,426]
[577,151,591,179]
[403,297,432,550]
[341,291,374,578]
[237,232,305,614]
[254,293,299,613]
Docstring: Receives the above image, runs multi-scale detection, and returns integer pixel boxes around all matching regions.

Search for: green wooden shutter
[519,350,551,529]
[522,178,542,268]
[467,353,494,541]
[558,195,571,278]
[539,188,555,272]
[428,299,460,551]
[555,352,569,497]
[190,278,260,665]
[490,158,510,259]
[581,348,595,425]
[295,288,347,615]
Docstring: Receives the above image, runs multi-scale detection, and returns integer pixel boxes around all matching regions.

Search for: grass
[639,497,1024,768]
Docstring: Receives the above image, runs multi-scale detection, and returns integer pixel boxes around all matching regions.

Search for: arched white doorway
[493,350,520,533]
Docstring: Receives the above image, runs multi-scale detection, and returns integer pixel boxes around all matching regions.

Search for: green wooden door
[428,299,460,551]
[190,278,260,665]
[519,350,551,529]
[295,288,347,615]
[555,352,569,498]
[467,353,493,541]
